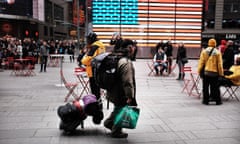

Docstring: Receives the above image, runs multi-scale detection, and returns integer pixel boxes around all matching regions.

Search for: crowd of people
[153,40,187,79]
[0,37,76,71]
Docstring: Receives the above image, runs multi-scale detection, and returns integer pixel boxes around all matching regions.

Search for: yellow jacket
[225,65,240,86]
[198,47,224,77]
[81,41,105,77]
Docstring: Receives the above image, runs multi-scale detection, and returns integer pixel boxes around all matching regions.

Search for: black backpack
[91,52,122,90]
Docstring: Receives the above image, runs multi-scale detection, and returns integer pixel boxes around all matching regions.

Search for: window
[204,0,216,29]
[223,0,240,28]
[54,4,64,21]
[44,26,48,36]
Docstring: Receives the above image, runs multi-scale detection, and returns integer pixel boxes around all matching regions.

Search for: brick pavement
[0,59,240,144]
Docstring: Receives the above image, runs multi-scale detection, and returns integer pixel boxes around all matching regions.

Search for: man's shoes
[111,132,128,138]
[216,102,222,105]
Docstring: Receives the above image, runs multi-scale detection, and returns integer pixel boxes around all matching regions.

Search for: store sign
[202,34,215,38]
[225,34,237,39]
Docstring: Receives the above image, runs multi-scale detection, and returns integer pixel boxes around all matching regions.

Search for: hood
[221,40,227,45]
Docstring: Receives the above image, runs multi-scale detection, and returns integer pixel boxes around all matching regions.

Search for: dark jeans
[40,56,48,72]
[167,57,173,74]
[202,75,221,103]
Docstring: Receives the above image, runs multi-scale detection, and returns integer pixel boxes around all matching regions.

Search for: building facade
[202,0,240,48]
[0,0,75,41]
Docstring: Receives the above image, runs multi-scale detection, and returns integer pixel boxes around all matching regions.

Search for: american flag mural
[92,0,203,50]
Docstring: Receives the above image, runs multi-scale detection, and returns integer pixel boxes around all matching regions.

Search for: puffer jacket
[198,47,224,77]
[107,57,137,107]
[225,65,240,85]
[81,41,105,77]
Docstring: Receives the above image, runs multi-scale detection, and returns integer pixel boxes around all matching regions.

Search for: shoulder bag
[200,48,214,78]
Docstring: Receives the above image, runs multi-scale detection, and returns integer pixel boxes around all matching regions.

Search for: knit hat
[208,38,217,47]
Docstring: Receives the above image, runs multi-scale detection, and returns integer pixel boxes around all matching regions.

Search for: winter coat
[222,45,235,70]
[198,47,224,77]
[81,41,105,77]
[176,46,187,63]
[225,65,240,86]
[218,40,227,54]
[107,57,137,107]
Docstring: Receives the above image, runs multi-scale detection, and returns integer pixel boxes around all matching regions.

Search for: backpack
[57,103,87,132]
[91,52,122,90]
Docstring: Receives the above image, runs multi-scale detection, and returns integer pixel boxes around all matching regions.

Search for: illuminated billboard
[92,0,203,49]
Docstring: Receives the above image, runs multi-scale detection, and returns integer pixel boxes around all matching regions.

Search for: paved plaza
[0,59,240,144]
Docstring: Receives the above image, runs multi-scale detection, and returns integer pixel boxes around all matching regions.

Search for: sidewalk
[0,59,240,144]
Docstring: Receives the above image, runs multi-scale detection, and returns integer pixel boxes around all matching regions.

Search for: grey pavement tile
[168,122,217,131]
[168,116,212,124]
[184,138,240,144]
[212,121,240,129]
[0,116,43,123]
[0,122,48,130]
[1,60,240,144]
[0,138,51,144]
[175,131,198,140]
[0,129,36,139]
[191,129,240,139]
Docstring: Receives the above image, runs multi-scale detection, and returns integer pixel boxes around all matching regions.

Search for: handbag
[200,48,214,78]
[181,57,188,64]
[114,105,140,129]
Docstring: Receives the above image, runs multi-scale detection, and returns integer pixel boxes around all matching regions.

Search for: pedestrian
[218,39,227,55]
[131,40,138,61]
[164,41,173,74]
[81,32,105,124]
[198,38,224,105]
[110,32,123,51]
[153,48,168,76]
[39,40,49,72]
[155,40,164,53]
[104,39,138,138]
[222,40,235,70]
[176,42,187,80]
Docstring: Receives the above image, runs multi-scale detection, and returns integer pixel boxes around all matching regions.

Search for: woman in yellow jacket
[198,38,224,105]
[81,32,105,124]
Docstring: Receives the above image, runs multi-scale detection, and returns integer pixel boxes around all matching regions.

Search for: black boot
[176,73,181,80]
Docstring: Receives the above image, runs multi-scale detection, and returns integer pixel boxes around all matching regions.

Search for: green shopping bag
[114,106,140,129]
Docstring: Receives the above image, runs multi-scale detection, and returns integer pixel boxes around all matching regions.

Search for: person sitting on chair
[219,56,240,86]
[153,48,168,75]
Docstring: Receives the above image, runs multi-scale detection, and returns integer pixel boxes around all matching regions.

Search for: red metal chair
[25,56,36,76]
[6,57,14,69]
[181,66,201,98]
[60,70,79,102]
[147,61,155,76]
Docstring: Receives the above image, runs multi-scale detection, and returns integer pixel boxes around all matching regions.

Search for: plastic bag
[114,106,140,129]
